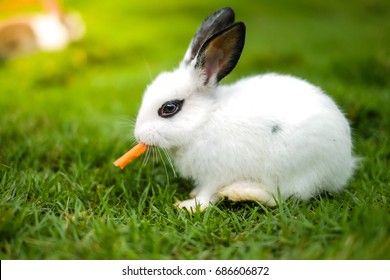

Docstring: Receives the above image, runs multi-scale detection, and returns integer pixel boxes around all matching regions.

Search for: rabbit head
[134,7,245,149]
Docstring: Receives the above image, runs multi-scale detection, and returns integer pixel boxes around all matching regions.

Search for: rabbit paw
[218,181,277,206]
[175,198,209,213]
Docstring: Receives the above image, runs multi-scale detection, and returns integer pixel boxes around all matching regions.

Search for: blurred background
[0,0,389,259]
[1,0,389,123]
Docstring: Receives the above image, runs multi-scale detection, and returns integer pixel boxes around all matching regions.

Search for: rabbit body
[171,73,354,208]
[134,7,355,211]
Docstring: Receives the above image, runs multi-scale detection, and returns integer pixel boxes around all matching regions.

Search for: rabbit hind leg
[218,181,277,207]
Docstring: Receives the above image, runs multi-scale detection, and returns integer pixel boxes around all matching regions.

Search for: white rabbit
[134,7,356,212]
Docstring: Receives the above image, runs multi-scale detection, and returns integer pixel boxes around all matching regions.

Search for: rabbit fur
[134,7,356,212]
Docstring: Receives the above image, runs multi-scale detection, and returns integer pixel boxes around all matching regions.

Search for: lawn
[0,0,389,259]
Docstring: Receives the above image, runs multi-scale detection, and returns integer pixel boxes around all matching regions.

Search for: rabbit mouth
[135,127,178,150]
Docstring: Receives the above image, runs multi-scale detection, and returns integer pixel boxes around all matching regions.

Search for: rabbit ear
[195,22,245,84]
[182,7,235,65]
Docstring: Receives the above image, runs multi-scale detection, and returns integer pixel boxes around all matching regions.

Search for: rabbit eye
[158,99,184,118]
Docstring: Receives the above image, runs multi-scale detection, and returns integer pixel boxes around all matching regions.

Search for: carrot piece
[113,143,148,169]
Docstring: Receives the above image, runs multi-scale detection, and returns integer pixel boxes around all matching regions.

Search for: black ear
[183,7,235,64]
[195,22,245,84]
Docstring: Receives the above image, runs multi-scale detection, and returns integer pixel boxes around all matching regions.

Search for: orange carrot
[113,143,148,169]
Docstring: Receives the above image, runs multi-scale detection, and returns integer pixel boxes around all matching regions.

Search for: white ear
[182,7,235,65]
[194,22,245,85]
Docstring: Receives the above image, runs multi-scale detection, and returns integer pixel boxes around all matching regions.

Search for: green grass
[1,0,389,259]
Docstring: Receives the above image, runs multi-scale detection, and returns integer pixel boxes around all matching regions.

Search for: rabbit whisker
[161,147,177,178]
[144,59,153,83]
[156,147,171,185]
[152,146,159,168]
[142,146,152,168]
